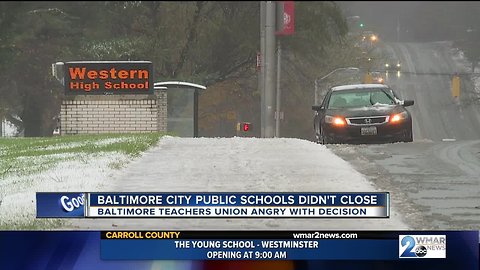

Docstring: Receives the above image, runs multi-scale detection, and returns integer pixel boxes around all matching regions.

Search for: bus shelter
[154,81,206,137]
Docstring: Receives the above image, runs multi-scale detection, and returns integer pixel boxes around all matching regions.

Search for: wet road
[329,41,480,230]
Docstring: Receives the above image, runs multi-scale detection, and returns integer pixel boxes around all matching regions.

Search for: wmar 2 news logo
[399,235,446,258]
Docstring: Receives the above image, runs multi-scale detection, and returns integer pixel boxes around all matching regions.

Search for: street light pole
[314,67,359,105]
[275,39,281,138]
[264,1,276,138]
[259,1,266,138]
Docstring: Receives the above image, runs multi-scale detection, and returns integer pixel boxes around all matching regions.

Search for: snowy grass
[450,44,480,100]
[0,133,165,229]
[0,133,162,178]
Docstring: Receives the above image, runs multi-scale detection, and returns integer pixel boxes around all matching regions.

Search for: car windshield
[327,88,396,109]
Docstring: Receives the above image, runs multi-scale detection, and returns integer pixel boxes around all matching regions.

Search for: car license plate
[361,126,377,135]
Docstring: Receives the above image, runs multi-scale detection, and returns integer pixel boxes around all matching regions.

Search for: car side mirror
[312,105,324,111]
[403,100,414,107]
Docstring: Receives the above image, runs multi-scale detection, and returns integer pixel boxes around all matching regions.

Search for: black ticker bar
[100,230,403,240]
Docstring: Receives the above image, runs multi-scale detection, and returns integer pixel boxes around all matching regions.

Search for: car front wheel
[319,126,329,145]
[403,128,413,142]
[314,122,320,144]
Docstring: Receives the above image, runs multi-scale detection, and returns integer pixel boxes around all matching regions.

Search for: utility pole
[264,1,276,138]
[275,39,281,137]
[259,1,266,138]
[396,16,400,42]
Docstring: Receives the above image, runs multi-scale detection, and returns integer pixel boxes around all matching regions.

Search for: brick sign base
[60,90,167,135]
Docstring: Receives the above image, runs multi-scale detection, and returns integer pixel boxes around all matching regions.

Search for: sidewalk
[67,137,410,230]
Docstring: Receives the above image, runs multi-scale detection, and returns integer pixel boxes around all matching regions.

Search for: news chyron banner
[64,61,153,95]
[36,192,390,218]
[0,231,477,269]
[98,231,477,262]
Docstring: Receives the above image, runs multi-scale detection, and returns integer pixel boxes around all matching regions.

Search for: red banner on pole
[277,1,295,35]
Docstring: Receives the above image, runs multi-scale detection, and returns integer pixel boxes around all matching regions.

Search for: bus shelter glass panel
[167,88,195,137]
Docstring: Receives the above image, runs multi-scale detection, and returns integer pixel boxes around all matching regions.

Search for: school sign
[64,61,153,95]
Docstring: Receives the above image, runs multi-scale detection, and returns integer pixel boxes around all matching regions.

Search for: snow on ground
[472,75,480,99]
[450,46,469,68]
[1,119,18,137]
[450,45,480,99]
[43,137,130,151]
[68,136,410,230]
[0,151,130,227]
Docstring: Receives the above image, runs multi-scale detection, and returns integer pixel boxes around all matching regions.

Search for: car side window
[370,91,395,105]
[384,89,395,98]
[320,91,331,109]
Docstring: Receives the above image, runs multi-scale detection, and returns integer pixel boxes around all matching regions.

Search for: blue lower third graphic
[36,192,85,218]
